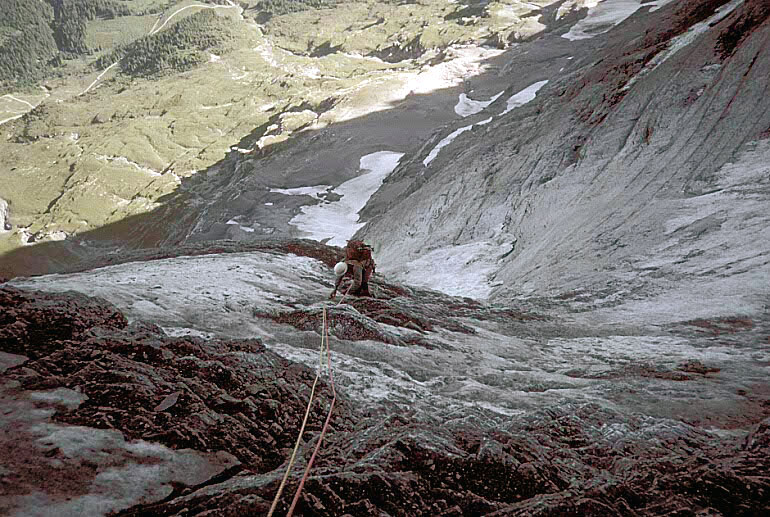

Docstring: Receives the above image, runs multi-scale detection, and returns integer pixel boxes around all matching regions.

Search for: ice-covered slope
[3,240,769,514]
[7,240,769,428]
[359,0,770,318]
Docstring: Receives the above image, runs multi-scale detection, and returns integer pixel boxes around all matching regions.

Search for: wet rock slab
[2,285,769,516]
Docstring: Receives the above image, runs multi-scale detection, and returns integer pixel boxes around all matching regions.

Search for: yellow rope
[267,311,327,517]
[267,281,351,516]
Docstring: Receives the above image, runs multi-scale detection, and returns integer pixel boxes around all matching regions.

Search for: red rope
[287,305,337,515]
[270,280,351,516]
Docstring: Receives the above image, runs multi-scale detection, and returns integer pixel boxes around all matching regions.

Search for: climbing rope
[267,281,352,517]
[287,305,337,515]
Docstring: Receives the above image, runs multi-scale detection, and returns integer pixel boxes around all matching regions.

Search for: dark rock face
[0,287,128,359]
[0,286,347,474]
[2,285,769,516]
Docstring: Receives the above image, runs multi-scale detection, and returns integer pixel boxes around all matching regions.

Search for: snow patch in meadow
[454,91,503,117]
[287,151,404,246]
[401,45,505,96]
[563,0,676,41]
[0,198,10,232]
[501,80,548,115]
[95,155,162,176]
[330,45,505,123]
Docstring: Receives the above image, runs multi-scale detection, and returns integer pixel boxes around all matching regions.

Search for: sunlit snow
[500,80,548,115]
[286,151,404,246]
[562,0,676,41]
[383,241,512,299]
[454,91,503,117]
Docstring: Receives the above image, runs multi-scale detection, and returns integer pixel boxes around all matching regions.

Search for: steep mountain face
[3,241,769,515]
[2,2,770,515]
[360,0,770,309]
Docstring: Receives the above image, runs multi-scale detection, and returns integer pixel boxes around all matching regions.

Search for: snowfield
[383,241,512,299]
[562,0,676,41]
[454,91,503,117]
[501,80,548,115]
[281,151,404,246]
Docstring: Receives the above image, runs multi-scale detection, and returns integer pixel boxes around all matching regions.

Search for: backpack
[345,240,373,266]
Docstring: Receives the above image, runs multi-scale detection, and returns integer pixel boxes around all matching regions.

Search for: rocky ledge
[1,269,768,515]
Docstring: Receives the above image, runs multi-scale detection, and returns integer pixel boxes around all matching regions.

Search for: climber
[330,240,376,299]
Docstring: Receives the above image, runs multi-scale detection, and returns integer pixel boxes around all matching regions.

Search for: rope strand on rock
[287,304,337,515]
[268,281,351,516]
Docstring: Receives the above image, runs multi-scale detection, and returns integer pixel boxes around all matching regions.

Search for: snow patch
[48,231,68,241]
[10,424,237,516]
[562,0,676,41]
[330,45,505,123]
[225,219,256,233]
[201,102,233,110]
[0,374,238,517]
[423,125,474,166]
[9,252,333,339]
[500,80,548,115]
[454,91,503,117]
[95,155,162,176]
[423,114,494,167]
[545,335,743,373]
[161,327,215,339]
[287,151,404,246]
[405,46,505,96]
[270,185,332,197]
[596,139,770,324]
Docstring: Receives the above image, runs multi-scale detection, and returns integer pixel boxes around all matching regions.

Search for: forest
[96,10,237,78]
[0,0,229,88]
[0,0,58,87]
[254,0,341,19]
[51,0,133,55]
